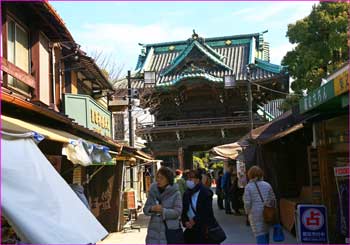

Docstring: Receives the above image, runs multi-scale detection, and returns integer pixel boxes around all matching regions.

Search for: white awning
[2,115,113,166]
[2,133,108,244]
[2,115,78,143]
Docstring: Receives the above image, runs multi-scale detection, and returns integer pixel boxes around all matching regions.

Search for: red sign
[334,167,350,177]
[302,208,324,231]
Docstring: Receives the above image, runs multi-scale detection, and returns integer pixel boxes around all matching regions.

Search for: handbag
[254,181,277,224]
[158,198,184,244]
[207,223,227,243]
[163,221,184,244]
[273,223,285,242]
[189,197,226,243]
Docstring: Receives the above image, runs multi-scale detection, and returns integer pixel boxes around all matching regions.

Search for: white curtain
[1,133,108,244]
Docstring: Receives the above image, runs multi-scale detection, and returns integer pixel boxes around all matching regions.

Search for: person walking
[216,170,224,210]
[182,169,222,244]
[143,167,183,244]
[174,169,186,197]
[221,165,233,214]
[243,166,276,244]
[229,173,242,215]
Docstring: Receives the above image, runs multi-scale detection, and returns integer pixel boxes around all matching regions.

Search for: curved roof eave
[161,41,232,76]
[157,72,223,87]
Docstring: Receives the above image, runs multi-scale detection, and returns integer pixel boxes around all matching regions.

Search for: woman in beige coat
[243,166,276,244]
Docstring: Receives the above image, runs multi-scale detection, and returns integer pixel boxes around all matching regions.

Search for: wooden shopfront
[299,64,349,243]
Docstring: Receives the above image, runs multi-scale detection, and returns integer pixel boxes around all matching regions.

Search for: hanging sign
[333,70,349,96]
[334,166,350,177]
[296,204,328,243]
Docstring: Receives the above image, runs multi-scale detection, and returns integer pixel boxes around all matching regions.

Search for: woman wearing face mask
[143,167,183,244]
[182,169,220,244]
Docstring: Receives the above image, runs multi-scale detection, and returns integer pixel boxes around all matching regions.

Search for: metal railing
[257,99,285,121]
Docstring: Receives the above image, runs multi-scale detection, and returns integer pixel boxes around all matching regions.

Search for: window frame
[6,14,31,73]
[5,13,32,96]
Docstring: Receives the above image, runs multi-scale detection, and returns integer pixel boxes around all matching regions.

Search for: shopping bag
[273,224,285,242]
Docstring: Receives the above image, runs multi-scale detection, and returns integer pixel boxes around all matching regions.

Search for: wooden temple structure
[115,31,289,169]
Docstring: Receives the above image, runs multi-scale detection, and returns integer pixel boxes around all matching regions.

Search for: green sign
[299,81,335,113]
[64,94,112,138]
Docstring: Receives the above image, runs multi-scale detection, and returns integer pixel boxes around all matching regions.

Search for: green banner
[64,94,112,137]
[299,81,335,113]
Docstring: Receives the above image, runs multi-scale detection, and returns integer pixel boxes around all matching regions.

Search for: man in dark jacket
[216,170,224,210]
[221,166,233,214]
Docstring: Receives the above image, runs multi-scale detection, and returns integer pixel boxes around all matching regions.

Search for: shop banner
[2,135,108,244]
[295,204,328,243]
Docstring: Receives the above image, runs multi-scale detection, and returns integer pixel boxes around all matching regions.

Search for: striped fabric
[243,179,276,237]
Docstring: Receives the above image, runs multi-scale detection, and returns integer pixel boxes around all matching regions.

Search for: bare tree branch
[89,49,125,84]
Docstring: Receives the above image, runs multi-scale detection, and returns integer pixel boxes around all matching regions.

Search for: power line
[251,81,290,95]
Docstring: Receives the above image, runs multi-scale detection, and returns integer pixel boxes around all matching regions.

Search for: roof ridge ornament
[192,29,199,40]
[189,29,204,44]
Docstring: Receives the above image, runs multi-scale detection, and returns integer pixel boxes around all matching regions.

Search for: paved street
[99,193,297,244]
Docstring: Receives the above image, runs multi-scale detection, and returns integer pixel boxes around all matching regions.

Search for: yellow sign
[90,109,110,130]
[334,71,349,96]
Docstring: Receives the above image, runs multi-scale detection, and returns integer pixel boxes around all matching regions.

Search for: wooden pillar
[178,147,184,170]
[2,9,8,87]
[31,31,40,100]
[71,71,78,94]
[184,150,193,170]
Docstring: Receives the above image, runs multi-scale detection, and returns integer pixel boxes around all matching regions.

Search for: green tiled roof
[160,40,232,76]
[116,31,289,89]
[255,58,286,73]
[157,71,223,87]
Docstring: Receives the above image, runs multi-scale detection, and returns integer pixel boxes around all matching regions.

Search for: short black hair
[157,167,175,185]
[188,169,203,181]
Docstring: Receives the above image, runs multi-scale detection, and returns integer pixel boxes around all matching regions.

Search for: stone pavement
[98,213,149,244]
[99,193,297,244]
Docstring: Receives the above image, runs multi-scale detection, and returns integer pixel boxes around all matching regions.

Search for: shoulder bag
[158,198,184,244]
[189,196,226,243]
[163,220,184,244]
[254,181,277,225]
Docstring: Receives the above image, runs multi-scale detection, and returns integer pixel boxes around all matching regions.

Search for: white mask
[186,180,195,189]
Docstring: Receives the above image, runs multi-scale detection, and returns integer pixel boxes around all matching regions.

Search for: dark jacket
[216,176,223,194]
[181,184,217,243]
[221,172,232,193]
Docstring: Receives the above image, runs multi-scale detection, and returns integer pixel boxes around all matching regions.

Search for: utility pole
[247,64,254,138]
[127,70,134,188]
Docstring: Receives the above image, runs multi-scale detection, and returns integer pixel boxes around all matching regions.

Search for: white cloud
[269,43,296,65]
[233,2,316,22]
[232,8,255,17]
[74,23,192,73]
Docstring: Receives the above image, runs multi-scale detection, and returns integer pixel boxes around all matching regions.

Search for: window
[7,18,31,94]
[114,113,125,140]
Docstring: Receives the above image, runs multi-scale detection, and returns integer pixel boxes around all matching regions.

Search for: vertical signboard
[296,204,328,243]
[334,167,350,243]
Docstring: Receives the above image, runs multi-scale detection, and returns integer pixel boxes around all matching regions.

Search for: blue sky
[50,1,317,77]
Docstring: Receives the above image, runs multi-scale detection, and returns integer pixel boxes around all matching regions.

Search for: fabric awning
[2,115,79,143]
[2,115,113,166]
[2,133,108,243]
[120,145,156,163]
[250,109,307,144]
[211,139,250,160]
[259,123,304,144]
